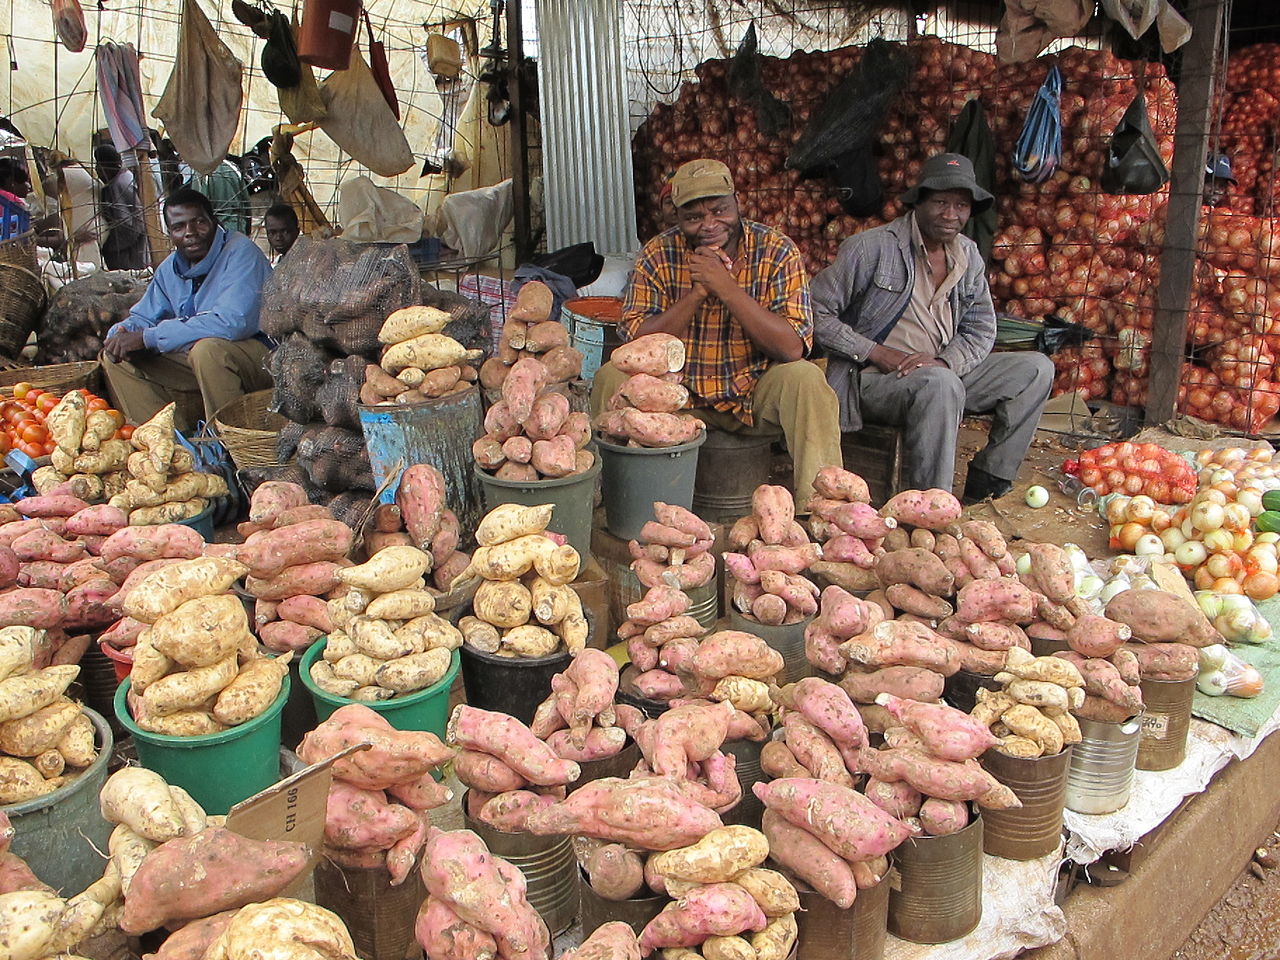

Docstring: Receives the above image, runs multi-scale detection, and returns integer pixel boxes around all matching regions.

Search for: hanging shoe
[962,465,1013,506]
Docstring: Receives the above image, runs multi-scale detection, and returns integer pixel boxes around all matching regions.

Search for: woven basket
[0,233,45,360]
[0,360,103,396]
[212,389,292,470]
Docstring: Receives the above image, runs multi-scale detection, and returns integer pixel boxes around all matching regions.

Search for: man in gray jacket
[811,153,1053,503]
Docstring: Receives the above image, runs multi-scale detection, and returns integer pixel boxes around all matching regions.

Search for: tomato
[19,424,45,445]
[10,412,32,426]
[0,434,9,455]
[41,440,55,456]
[17,441,40,458]
[36,394,57,414]
[118,424,135,440]
[86,397,108,412]
[26,389,42,400]
[10,382,31,400]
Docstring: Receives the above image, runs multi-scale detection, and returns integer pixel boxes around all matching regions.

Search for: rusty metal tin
[979,746,1072,860]
[313,859,424,960]
[794,876,890,960]
[887,815,983,944]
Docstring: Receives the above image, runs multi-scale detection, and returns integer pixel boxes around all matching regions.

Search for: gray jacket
[811,214,996,431]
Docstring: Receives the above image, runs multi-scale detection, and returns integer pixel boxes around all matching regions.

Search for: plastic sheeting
[1064,702,1280,865]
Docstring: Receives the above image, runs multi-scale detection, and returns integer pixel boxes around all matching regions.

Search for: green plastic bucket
[597,431,706,541]
[299,640,459,739]
[113,677,289,816]
[474,452,601,561]
[5,707,113,897]
[178,503,216,540]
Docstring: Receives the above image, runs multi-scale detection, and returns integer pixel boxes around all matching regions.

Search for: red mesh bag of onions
[1077,441,1198,504]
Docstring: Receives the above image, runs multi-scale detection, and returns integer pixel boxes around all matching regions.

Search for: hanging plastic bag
[1101,84,1170,195]
[51,0,87,52]
[261,9,302,88]
[151,0,244,176]
[1012,63,1062,183]
[318,47,413,176]
[362,10,399,119]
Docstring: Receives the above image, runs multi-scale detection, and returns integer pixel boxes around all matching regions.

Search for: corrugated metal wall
[536,0,639,255]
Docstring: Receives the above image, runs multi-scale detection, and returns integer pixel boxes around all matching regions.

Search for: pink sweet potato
[483,400,521,442]
[502,436,533,464]
[0,546,15,590]
[397,464,447,549]
[524,391,572,441]
[17,560,67,590]
[64,504,129,537]
[531,435,576,478]
[120,827,311,933]
[11,528,86,564]
[141,910,238,960]
[954,579,1037,624]
[875,547,954,596]
[782,713,854,786]
[964,621,1031,652]
[755,778,918,861]
[447,705,580,786]
[876,694,1001,762]
[0,588,67,629]
[502,357,551,424]
[585,844,645,901]
[248,481,309,525]
[864,777,924,819]
[626,585,690,626]
[752,485,796,546]
[64,577,120,630]
[639,884,767,952]
[1105,591,1220,646]
[1067,615,1131,658]
[276,595,335,632]
[1057,654,1144,712]
[691,631,785,681]
[839,620,961,675]
[786,676,867,748]
[245,561,345,601]
[856,747,1020,808]
[760,740,810,779]
[632,669,685,700]
[880,488,962,530]
[611,333,685,376]
[99,524,205,563]
[324,780,419,850]
[812,466,871,504]
[259,620,322,652]
[615,373,690,414]
[15,495,90,518]
[919,798,970,836]
[838,665,945,703]
[953,641,1008,675]
[415,896,498,960]
[455,751,528,793]
[526,776,723,849]
[238,519,353,577]
[100,616,146,648]
[297,704,453,790]
[885,582,953,619]
[618,408,703,448]
[760,808,858,908]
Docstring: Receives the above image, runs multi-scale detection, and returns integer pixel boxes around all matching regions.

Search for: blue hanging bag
[1013,63,1063,184]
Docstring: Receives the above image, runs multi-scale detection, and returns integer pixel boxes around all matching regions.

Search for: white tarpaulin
[1064,703,1280,865]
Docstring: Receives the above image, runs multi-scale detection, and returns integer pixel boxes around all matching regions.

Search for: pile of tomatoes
[0,383,132,460]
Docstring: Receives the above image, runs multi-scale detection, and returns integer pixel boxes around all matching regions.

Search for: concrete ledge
[1024,730,1280,960]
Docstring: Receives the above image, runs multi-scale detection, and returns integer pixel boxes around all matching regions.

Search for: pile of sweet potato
[761,677,866,787]
[639,826,800,960]
[109,404,229,524]
[93,524,206,656]
[559,922,641,960]
[457,504,588,658]
[1102,586,1212,693]
[595,333,704,448]
[631,700,743,813]
[451,703,582,832]
[480,281,583,392]
[971,650,1086,757]
[122,556,291,735]
[360,305,485,406]
[526,775,724,851]
[297,703,452,883]
[684,630,784,721]
[620,584,706,701]
[415,827,551,960]
[857,695,1021,838]
[28,389,132,504]
[474,356,595,481]
[230,482,350,653]
[310,544,461,701]
[628,502,716,591]
[362,464,472,593]
[0,626,97,803]
[531,649,634,766]
[724,486,820,625]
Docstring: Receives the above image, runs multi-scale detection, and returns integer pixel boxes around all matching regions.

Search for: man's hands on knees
[893,352,947,378]
[867,345,948,378]
[104,329,147,362]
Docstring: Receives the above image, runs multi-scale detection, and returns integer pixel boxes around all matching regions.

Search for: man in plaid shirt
[590,159,842,504]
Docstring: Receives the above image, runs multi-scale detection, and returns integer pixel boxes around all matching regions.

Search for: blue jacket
[110,228,272,354]
[810,214,996,432]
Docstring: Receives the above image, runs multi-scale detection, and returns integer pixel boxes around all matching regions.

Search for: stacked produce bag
[297,704,452,882]
[596,333,704,447]
[457,503,589,657]
[34,272,147,364]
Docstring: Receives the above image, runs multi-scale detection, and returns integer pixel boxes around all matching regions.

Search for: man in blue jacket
[102,187,273,430]
[811,153,1053,503]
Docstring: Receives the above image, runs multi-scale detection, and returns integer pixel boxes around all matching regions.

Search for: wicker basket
[0,233,46,361]
[0,360,103,396]
[212,389,292,470]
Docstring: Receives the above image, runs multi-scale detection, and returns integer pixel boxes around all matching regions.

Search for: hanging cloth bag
[318,46,414,176]
[1101,73,1170,195]
[1012,63,1062,183]
[947,98,998,263]
[152,0,244,176]
[278,15,328,123]
[261,9,303,88]
[362,10,399,119]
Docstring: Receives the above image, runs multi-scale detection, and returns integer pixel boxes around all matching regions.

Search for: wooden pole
[505,0,533,263]
[1145,0,1227,425]
[134,148,169,268]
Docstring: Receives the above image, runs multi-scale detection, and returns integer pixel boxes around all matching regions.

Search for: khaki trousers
[590,359,842,505]
[102,338,273,433]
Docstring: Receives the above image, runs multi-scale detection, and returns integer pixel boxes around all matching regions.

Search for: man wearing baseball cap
[1204,152,1236,208]
[591,158,842,505]
[811,152,1053,503]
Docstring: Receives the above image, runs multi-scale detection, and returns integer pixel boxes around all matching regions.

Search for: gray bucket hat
[900,153,994,213]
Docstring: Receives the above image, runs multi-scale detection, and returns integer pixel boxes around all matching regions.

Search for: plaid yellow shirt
[620,220,813,426]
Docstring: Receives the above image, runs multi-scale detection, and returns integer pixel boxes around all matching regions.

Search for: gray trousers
[858,351,1054,491]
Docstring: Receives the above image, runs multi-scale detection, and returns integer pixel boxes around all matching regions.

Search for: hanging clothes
[269,123,332,239]
[152,0,244,176]
[96,43,149,153]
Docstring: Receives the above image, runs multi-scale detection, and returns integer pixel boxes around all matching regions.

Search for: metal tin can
[313,859,424,960]
[795,877,889,960]
[980,747,1072,860]
[720,737,765,829]
[691,430,775,524]
[888,815,983,944]
[1136,676,1195,771]
[1065,716,1141,814]
[577,868,668,939]
[728,608,814,684]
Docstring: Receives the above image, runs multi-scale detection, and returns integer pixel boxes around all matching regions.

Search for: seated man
[590,159,841,504]
[102,187,273,431]
[1203,152,1236,208]
[263,202,300,263]
[811,153,1053,503]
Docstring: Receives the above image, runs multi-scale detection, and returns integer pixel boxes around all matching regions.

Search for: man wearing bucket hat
[1203,152,1236,209]
[811,152,1053,503]
[591,158,842,505]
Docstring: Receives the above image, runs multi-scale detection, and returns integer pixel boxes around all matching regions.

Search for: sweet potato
[639,884,768,952]
[1066,615,1131,658]
[147,595,248,667]
[63,578,122,630]
[247,482,309,526]
[64,504,129,538]
[691,631,785,681]
[483,400,521,442]
[260,621,323,652]
[760,740,809,779]
[752,486,799,546]
[885,582,953,619]
[340,546,431,593]
[15,495,90,519]
[415,896,499,960]
[876,694,1001,762]
[585,844,645,900]
[856,746,1021,808]
[760,808,857,908]
[875,547,955,596]
[955,579,1037,624]
[275,595,335,632]
[840,620,961,675]
[919,798,970,836]
[237,520,352,577]
[838,665,944,703]
[781,713,854,786]
[120,827,311,933]
[526,776,723,849]
[611,333,685,376]
[213,655,291,725]
[141,656,238,717]
[755,778,917,861]
[880,488,962,530]
[122,557,248,623]
[531,435,576,478]
[1105,590,1220,647]
[0,586,69,630]
[11,528,86,564]
[297,704,453,789]
[812,465,871,503]
[448,705,580,786]
[650,826,768,886]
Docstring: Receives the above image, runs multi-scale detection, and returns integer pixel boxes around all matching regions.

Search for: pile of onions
[1077,441,1198,503]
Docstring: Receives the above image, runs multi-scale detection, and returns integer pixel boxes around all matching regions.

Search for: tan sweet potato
[611,333,685,376]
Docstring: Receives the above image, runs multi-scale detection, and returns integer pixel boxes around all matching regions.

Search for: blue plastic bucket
[563,297,623,381]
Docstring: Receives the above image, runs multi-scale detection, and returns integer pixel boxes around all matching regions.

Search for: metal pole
[506,0,533,263]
